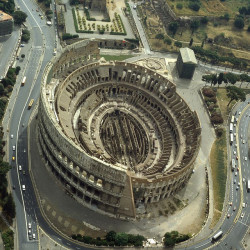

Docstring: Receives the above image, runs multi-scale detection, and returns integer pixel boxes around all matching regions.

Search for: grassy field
[166,0,249,17]
[209,88,231,228]
[100,54,134,61]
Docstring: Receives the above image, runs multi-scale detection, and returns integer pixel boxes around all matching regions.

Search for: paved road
[8,0,56,249]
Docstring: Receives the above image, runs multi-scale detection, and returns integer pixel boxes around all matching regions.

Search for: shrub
[201,16,208,24]
[155,33,164,39]
[176,3,183,9]
[164,38,172,45]
[174,41,182,47]
[189,3,200,11]
[202,88,216,97]
[211,114,223,124]
[215,127,224,137]
[234,17,244,29]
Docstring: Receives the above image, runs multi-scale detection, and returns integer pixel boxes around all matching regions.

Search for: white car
[18,165,22,171]
[28,222,31,229]
[235,172,238,176]
[32,233,36,239]
[240,134,243,139]
[28,229,31,235]
[242,140,245,144]
[22,185,26,191]
[245,157,248,161]
[234,133,236,137]
[233,151,236,155]
[10,134,13,139]
[242,203,246,208]
[241,213,244,219]
[12,145,15,151]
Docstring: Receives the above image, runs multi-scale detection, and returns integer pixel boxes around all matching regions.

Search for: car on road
[229,202,233,206]
[10,134,13,139]
[239,111,241,115]
[235,143,237,148]
[245,157,248,161]
[237,167,239,171]
[236,156,239,160]
[243,140,245,144]
[18,165,22,171]
[233,206,236,211]
[235,172,238,176]
[241,134,243,139]
[233,150,236,155]
[234,179,236,184]
[236,186,239,190]
[242,203,246,208]
[28,222,31,229]
[22,185,26,191]
[20,44,25,47]
[234,133,236,137]
[22,170,26,175]
[227,213,230,218]
[28,229,31,235]
[241,213,244,219]
[12,156,15,161]
[32,233,36,239]
[238,182,240,186]
[12,145,15,151]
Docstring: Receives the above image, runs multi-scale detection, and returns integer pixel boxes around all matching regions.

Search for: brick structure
[0,11,13,36]
[176,47,197,79]
[37,39,201,219]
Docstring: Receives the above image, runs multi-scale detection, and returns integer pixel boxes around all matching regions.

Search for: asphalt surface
[3,0,250,249]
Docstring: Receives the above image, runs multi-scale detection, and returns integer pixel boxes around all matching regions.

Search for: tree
[106,231,116,242]
[13,11,27,25]
[189,38,193,47]
[3,194,16,220]
[176,3,183,9]
[164,38,172,45]
[21,54,25,59]
[15,66,21,75]
[223,13,230,21]
[0,83,4,95]
[239,73,249,88]
[234,17,245,29]
[226,86,246,106]
[174,41,182,48]
[202,74,213,85]
[201,16,208,24]
[225,72,238,85]
[189,3,200,11]
[190,20,200,33]
[115,233,128,246]
[217,73,224,87]
[155,33,164,40]
[168,21,179,35]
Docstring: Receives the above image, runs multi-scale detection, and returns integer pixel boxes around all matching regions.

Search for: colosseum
[37,39,201,219]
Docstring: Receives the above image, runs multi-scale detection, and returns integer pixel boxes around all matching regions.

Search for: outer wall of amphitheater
[37,39,201,219]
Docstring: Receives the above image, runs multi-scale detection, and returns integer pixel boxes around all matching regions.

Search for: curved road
[6,0,250,249]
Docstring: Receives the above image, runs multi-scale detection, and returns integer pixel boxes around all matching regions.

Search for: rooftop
[180,47,197,65]
[0,10,13,22]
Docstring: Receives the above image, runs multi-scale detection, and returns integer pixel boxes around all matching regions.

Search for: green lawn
[100,55,134,61]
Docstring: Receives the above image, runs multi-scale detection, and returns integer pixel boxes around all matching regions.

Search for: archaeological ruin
[37,39,201,219]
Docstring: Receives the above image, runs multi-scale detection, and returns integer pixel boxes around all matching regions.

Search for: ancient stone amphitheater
[37,40,201,219]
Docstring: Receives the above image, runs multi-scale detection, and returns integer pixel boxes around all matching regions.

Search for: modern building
[0,11,13,36]
[36,40,201,219]
[176,47,197,79]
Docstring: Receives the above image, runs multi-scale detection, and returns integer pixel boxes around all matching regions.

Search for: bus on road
[28,99,34,109]
[212,230,223,242]
[247,180,250,193]
[231,116,235,123]
[232,159,236,171]
[230,134,234,145]
[21,76,26,86]
[230,123,233,133]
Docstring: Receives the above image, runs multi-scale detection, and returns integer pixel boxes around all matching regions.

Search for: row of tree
[193,46,248,69]
[72,231,146,246]
[202,72,250,87]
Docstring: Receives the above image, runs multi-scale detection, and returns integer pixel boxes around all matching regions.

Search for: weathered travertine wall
[37,39,201,219]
